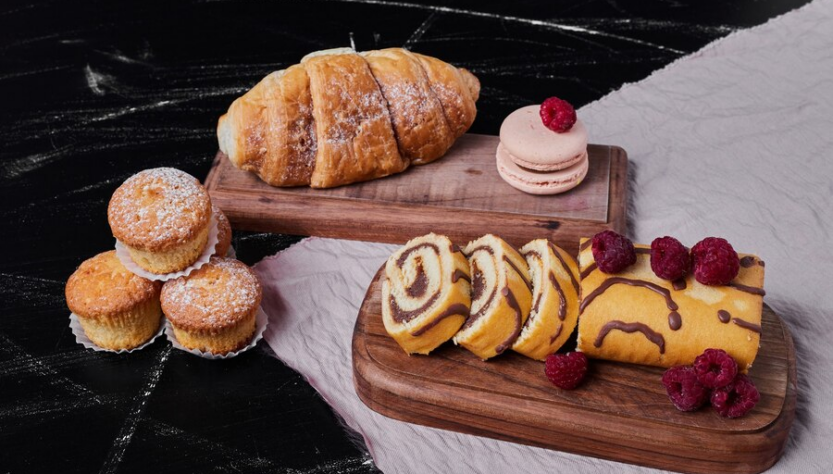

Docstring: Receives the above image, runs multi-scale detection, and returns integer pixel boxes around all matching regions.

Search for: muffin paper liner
[164,307,268,360]
[115,214,220,282]
[69,313,165,354]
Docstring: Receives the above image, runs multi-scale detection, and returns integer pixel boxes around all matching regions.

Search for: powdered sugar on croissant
[217,48,480,188]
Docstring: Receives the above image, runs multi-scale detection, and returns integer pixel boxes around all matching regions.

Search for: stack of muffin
[65,168,262,355]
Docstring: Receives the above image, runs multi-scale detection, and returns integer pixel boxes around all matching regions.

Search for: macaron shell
[499,105,588,169]
[496,143,589,195]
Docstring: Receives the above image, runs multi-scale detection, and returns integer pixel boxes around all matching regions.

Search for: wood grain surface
[204,134,628,251]
[352,266,796,474]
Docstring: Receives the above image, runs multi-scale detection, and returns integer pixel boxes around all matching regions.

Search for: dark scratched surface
[0,1,810,472]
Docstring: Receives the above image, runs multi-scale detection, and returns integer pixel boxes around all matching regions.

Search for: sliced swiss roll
[382,233,471,355]
[454,235,533,360]
[512,240,581,360]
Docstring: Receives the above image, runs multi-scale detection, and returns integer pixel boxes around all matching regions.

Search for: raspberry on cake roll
[65,251,163,350]
[108,168,213,274]
[511,239,581,361]
[161,257,262,355]
[453,235,533,360]
[382,233,471,355]
[576,234,765,372]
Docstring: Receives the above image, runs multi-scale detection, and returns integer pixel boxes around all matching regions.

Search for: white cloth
[254,1,833,471]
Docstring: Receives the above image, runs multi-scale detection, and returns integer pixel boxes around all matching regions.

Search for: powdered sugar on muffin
[108,168,212,252]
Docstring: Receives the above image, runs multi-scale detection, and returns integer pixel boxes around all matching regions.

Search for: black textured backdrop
[0,1,809,472]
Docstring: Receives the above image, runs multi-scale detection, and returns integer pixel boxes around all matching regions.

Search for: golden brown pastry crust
[161,257,262,334]
[66,251,162,320]
[576,239,765,372]
[108,168,211,253]
[303,51,408,188]
[411,52,479,139]
[362,49,455,165]
[217,48,480,188]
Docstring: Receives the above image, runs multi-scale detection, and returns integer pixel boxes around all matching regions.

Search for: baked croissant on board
[217,48,480,188]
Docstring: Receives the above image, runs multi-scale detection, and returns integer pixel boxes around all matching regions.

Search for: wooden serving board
[204,134,627,250]
[352,266,797,474]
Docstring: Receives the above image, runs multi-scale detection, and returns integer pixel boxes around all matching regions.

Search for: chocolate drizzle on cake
[495,287,523,354]
[550,271,567,321]
[672,278,687,291]
[451,269,471,284]
[732,317,762,334]
[718,310,731,323]
[668,311,682,330]
[580,277,682,330]
[411,303,469,336]
[503,255,532,291]
[739,256,757,268]
[550,323,563,344]
[580,239,592,252]
[594,320,665,354]
[728,282,766,296]
[580,263,597,280]
[547,241,580,294]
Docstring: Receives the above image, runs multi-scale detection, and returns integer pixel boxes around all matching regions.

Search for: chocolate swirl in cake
[389,242,442,323]
[495,287,523,354]
[461,253,496,330]
[521,250,568,342]
[411,303,469,336]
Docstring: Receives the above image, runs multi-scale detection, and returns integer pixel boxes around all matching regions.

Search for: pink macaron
[496,143,588,195]
[496,104,589,195]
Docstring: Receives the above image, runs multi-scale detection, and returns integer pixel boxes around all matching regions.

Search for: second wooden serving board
[352,266,796,474]
[204,134,627,250]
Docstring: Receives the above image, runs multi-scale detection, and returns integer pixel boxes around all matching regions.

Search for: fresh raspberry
[539,97,577,133]
[591,230,636,274]
[661,366,710,411]
[545,352,588,390]
[691,237,739,286]
[711,374,760,418]
[650,236,691,281]
[693,348,738,389]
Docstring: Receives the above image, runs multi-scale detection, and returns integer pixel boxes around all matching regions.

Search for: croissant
[217,48,480,188]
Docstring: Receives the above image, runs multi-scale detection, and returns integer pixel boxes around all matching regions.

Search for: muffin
[65,251,163,350]
[212,205,232,257]
[161,257,262,354]
[108,168,213,274]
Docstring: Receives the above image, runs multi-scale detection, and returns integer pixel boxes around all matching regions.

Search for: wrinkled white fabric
[254,1,833,471]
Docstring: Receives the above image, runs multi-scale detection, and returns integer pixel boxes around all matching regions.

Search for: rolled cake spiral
[382,233,471,355]
[511,239,580,360]
[576,238,765,371]
[454,235,533,360]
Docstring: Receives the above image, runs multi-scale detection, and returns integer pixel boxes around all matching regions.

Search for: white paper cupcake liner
[164,307,268,360]
[69,313,165,354]
[115,214,220,282]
